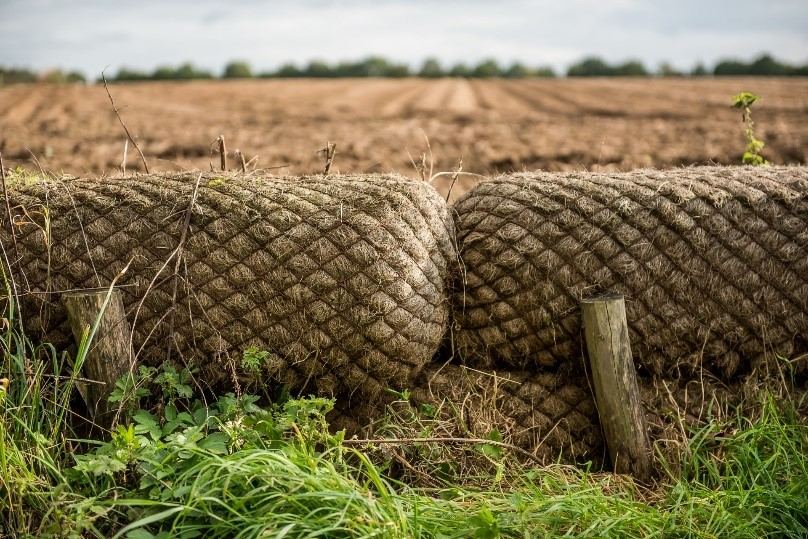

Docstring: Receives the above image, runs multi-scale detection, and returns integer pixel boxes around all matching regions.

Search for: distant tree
[39,69,84,83]
[448,63,471,77]
[690,62,709,76]
[152,66,177,80]
[568,57,647,77]
[176,63,213,80]
[334,59,364,77]
[790,63,808,76]
[113,67,151,81]
[714,53,804,76]
[418,58,444,78]
[364,57,390,77]
[223,60,252,78]
[567,57,612,77]
[503,62,531,78]
[748,54,788,76]
[384,63,411,78]
[713,59,747,76]
[614,60,648,76]
[66,71,86,83]
[150,63,212,80]
[0,67,38,84]
[359,56,409,77]
[533,66,557,78]
[41,70,67,83]
[304,60,333,78]
[472,59,503,78]
[270,63,302,78]
[657,62,683,77]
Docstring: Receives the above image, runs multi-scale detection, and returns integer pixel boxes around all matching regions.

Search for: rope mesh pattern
[329,363,604,463]
[3,173,455,397]
[452,166,808,378]
[412,364,603,462]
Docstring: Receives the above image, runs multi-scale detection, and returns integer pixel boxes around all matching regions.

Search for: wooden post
[64,288,135,427]
[581,292,651,481]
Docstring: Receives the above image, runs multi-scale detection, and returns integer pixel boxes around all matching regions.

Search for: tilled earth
[1,77,807,200]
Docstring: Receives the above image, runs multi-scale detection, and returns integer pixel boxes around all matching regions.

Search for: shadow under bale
[1,172,456,399]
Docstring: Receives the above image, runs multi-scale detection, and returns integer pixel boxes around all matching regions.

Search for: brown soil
[1,78,806,201]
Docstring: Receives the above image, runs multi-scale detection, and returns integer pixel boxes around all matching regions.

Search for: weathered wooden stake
[581,292,651,481]
[64,288,135,427]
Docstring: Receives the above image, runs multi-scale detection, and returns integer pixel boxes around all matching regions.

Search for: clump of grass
[732,91,768,165]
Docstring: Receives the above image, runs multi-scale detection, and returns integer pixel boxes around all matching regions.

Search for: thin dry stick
[342,436,544,465]
[322,142,336,174]
[407,152,427,182]
[245,155,259,170]
[166,172,203,361]
[120,139,129,175]
[235,149,247,173]
[26,148,47,177]
[422,132,434,181]
[101,71,149,173]
[218,135,227,171]
[444,157,463,202]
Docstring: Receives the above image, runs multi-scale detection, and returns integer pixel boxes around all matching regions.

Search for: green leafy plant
[241,346,269,374]
[732,91,768,165]
[107,366,156,415]
[153,363,194,402]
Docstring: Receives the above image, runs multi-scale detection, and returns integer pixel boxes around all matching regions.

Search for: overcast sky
[1,0,806,76]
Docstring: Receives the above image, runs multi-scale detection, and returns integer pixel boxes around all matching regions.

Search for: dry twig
[444,157,463,202]
[218,135,227,171]
[120,139,129,175]
[166,172,203,361]
[321,142,337,174]
[101,71,149,173]
[235,149,247,173]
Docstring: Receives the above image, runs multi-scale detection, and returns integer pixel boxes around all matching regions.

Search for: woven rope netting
[1,172,455,398]
[412,364,603,462]
[329,362,772,463]
[452,166,808,379]
[329,362,603,463]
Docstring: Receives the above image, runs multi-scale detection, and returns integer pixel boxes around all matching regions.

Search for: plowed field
[1,78,806,199]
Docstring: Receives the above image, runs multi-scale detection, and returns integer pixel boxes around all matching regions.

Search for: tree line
[2,54,806,85]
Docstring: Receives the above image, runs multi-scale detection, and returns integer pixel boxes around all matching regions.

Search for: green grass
[1,286,807,538]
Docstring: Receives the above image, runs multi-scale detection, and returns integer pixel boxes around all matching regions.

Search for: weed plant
[732,92,768,166]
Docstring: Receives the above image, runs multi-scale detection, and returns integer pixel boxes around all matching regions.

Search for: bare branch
[218,135,227,171]
[120,139,129,175]
[235,149,247,173]
[166,172,203,361]
[445,157,463,202]
[101,71,149,173]
[320,141,337,174]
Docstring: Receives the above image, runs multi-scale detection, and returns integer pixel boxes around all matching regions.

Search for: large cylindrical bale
[452,166,808,378]
[2,172,456,397]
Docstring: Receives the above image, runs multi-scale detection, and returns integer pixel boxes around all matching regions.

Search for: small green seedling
[732,91,768,166]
